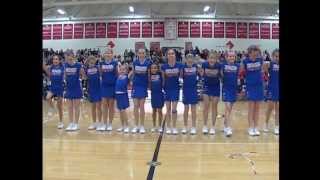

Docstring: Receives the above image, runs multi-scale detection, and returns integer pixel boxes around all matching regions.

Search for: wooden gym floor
[43,94,279,180]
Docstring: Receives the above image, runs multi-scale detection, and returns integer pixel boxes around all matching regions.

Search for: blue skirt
[131,85,148,99]
[203,84,220,97]
[222,86,237,103]
[246,84,264,101]
[164,88,180,101]
[266,86,279,101]
[183,88,198,105]
[65,87,83,99]
[101,85,115,98]
[115,93,129,110]
[151,91,164,108]
[88,90,102,103]
[49,86,64,97]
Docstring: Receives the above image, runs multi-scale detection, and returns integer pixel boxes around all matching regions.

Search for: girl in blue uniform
[161,49,183,135]
[99,49,118,131]
[200,52,222,135]
[150,63,164,133]
[264,49,279,135]
[221,51,240,137]
[131,49,151,134]
[181,54,199,135]
[43,55,64,129]
[64,50,85,131]
[242,45,266,136]
[85,56,102,130]
[115,64,130,133]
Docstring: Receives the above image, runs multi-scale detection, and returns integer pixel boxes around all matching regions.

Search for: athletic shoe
[95,123,102,131]
[166,128,172,134]
[158,127,163,133]
[181,127,187,134]
[274,127,279,135]
[99,124,107,131]
[209,128,216,135]
[254,128,260,136]
[117,127,123,132]
[57,122,64,129]
[190,127,197,135]
[263,123,269,133]
[88,123,97,130]
[150,128,156,133]
[106,124,113,131]
[72,123,79,131]
[248,128,255,136]
[202,126,209,134]
[172,128,178,135]
[224,127,232,137]
[131,126,138,133]
[65,123,74,131]
[139,126,146,134]
[124,127,130,133]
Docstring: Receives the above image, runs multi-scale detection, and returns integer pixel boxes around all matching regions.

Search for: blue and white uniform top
[115,74,129,94]
[182,63,198,89]
[100,59,117,86]
[222,62,240,88]
[242,57,263,86]
[64,62,82,90]
[202,61,221,86]
[161,62,183,90]
[132,58,151,87]
[268,60,279,90]
[49,64,64,90]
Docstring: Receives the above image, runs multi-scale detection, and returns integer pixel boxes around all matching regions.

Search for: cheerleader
[161,49,183,135]
[264,49,279,135]
[84,56,102,130]
[150,63,164,133]
[200,52,222,135]
[99,49,118,131]
[131,49,151,133]
[64,50,85,131]
[221,51,240,137]
[42,55,64,129]
[181,54,199,135]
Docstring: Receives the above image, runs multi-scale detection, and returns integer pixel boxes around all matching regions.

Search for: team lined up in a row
[43,45,279,137]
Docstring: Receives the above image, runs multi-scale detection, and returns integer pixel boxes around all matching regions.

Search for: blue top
[202,61,221,86]
[115,74,128,94]
[49,64,64,89]
[100,59,117,86]
[268,60,279,89]
[85,65,101,93]
[161,62,183,90]
[150,73,163,93]
[243,58,263,86]
[64,62,82,90]
[222,62,240,88]
[132,58,151,87]
[182,63,198,89]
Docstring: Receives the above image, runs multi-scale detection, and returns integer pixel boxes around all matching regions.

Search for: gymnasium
[43,0,279,179]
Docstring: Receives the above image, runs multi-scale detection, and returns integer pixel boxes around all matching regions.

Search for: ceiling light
[203,6,210,12]
[129,6,134,13]
[277,9,279,14]
[57,9,65,15]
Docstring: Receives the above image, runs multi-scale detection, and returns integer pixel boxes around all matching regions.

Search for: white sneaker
[139,126,146,134]
[263,123,270,133]
[158,127,163,133]
[72,123,79,131]
[224,127,232,137]
[99,124,107,131]
[190,127,197,135]
[172,128,179,135]
[95,123,101,131]
[117,127,123,132]
[166,128,172,134]
[181,127,187,134]
[209,128,216,135]
[254,128,260,136]
[124,127,130,133]
[57,122,64,129]
[151,127,156,133]
[274,127,279,135]
[131,126,138,133]
[106,125,113,131]
[88,122,97,130]
[65,123,74,131]
[248,128,255,136]
[202,126,209,134]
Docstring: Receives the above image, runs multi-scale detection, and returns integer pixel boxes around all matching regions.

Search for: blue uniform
[266,61,279,101]
[150,73,164,108]
[115,74,129,110]
[49,64,64,97]
[64,62,83,99]
[182,64,198,105]
[132,59,151,99]
[202,61,221,97]
[243,58,264,101]
[85,65,102,103]
[222,62,240,102]
[100,60,117,98]
[161,62,183,101]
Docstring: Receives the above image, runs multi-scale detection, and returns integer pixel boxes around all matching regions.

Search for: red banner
[130,22,141,38]
[95,22,106,38]
[107,22,117,38]
[237,22,248,39]
[225,22,236,38]
[272,23,279,39]
[202,22,212,38]
[214,22,224,38]
[260,23,270,39]
[43,24,52,40]
[178,21,189,37]
[73,23,84,39]
[119,22,129,38]
[63,24,73,39]
[85,23,95,39]
[249,23,259,39]
[190,21,200,38]
[142,22,152,38]
[52,24,62,40]
[153,21,164,37]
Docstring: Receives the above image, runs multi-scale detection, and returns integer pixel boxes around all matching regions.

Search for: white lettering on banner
[87,68,98,75]
[151,74,160,81]
[165,68,179,76]
[102,64,114,72]
[205,68,219,77]
[51,69,62,76]
[135,66,148,74]
[247,62,261,71]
